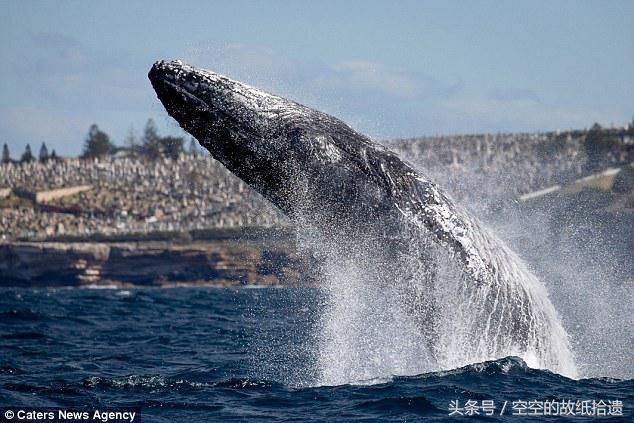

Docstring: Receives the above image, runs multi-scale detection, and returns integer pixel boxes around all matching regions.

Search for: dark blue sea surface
[0,288,631,422]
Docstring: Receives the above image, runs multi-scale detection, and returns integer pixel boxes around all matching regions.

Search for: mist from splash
[298,233,437,385]
[416,160,632,381]
[490,202,633,380]
[293,201,578,386]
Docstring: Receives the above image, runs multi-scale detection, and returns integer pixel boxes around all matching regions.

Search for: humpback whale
[148,60,577,377]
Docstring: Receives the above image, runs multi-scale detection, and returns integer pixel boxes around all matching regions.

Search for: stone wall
[35,185,93,203]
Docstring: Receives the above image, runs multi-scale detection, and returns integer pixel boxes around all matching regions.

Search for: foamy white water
[300,215,578,386]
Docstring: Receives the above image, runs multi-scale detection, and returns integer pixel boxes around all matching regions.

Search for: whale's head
[149,60,390,219]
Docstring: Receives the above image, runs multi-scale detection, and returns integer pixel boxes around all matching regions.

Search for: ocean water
[0,288,631,422]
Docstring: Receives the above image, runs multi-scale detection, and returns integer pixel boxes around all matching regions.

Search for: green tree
[82,124,115,159]
[124,126,137,153]
[39,142,49,162]
[162,136,185,160]
[1,143,10,164]
[141,119,162,160]
[20,144,34,163]
[50,149,59,161]
[188,137,198,157]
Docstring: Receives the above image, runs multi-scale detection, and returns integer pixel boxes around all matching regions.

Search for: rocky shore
[0,237,314,288]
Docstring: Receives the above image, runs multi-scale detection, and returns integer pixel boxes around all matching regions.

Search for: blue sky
[0,0,632,157]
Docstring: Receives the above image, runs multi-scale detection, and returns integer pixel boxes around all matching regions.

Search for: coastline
[0,235,314,288]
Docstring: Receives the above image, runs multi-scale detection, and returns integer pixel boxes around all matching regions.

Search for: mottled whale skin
[148,60,576,374]
[148,60,477,268]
